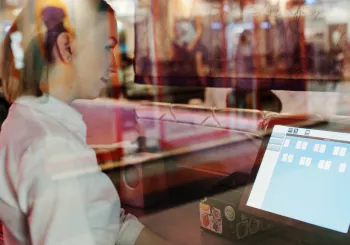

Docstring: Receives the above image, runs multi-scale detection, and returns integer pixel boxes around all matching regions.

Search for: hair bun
[41,6,65,30]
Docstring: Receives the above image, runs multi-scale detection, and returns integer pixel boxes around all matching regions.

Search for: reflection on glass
[134,0,350,91]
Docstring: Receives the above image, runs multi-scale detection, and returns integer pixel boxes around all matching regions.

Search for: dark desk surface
[139,200,232,245]
[138,191,349,245]
[137,194,304,245]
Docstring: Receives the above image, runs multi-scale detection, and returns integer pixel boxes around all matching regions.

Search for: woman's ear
[55,32,74,63]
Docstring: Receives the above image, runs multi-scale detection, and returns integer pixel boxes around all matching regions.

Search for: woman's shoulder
[0,103,72,152]
[1,129,96,178]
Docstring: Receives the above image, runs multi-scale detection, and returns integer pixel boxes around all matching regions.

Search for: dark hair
[226,90,282,113]
[98,0,110,12]
[239,30,252,45]
[0,84,10,126]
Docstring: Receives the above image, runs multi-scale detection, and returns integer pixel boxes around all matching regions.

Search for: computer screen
[247,125,350,233]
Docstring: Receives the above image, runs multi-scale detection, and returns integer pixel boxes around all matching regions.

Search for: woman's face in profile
[71,7,116,100]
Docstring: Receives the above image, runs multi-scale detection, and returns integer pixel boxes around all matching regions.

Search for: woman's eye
[105,37,117,51]
[105,45,113,51]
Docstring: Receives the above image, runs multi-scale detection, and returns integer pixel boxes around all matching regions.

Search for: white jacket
[0,95,144,245]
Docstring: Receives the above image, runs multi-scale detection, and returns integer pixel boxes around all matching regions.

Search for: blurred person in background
[118,30,133,68]
[231,30,282,112]
[0,0,169,244]
[168,16,207,104]
[234,30,255,109]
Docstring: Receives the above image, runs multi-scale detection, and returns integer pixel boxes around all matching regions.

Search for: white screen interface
[247,125,350,233]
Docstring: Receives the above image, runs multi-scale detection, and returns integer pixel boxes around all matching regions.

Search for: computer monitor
[240,121,350,242]
[133,0,348,91]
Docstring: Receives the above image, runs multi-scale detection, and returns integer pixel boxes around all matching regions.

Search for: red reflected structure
[134,0,346,91]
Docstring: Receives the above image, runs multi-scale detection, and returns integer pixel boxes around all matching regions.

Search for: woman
[234,30,255,109]
[167,17,207,104]
[224,30,282,112]
[0,0,169,244]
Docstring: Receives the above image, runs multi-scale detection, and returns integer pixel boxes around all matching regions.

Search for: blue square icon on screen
[293,128,298,134]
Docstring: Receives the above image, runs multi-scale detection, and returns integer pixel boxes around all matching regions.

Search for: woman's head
[239,30,252,45]
[1,0,117,103]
